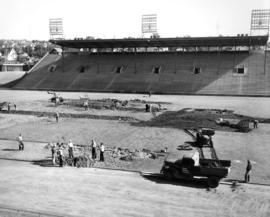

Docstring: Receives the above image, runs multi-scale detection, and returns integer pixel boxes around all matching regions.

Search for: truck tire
[164,170,174,181]
[208,176,220,188]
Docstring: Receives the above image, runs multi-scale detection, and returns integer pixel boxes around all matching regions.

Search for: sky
[0,0,269,40]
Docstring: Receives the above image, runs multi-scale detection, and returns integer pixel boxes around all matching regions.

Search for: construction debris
[44,143,165,168]
[61,97,168,112]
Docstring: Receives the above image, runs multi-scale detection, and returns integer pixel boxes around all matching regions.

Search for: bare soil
[0,90,270,183]
[0,90,270,216]
[0,159,270,217]
[0,113,270,184]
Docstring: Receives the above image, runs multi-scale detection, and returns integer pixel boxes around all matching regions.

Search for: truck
[160,149,231,188]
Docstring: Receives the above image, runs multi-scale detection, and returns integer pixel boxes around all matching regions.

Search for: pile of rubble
[109,147,161,161]
[61,97,167,113]
[44,143,166,168]
[64,98,130,110]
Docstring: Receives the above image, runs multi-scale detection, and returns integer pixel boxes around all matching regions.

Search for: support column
[264,44,267,75]
[134,47,137,74]
[174,50,177,74]
[62,46,64,73]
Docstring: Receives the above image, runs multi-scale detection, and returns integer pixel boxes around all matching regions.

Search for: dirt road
[0,159,269,217]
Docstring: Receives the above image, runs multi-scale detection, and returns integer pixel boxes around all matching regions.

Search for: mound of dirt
[74,155,94,167]
[110,147,160,161]
[135,108,262,133]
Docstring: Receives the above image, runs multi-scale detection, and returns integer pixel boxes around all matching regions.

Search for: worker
[18,133,24,150]
[245,160,252,183]
[50,143,56,165]
[55,112,59,123]
[7,103,11,113]
[14,103,16,111]
[164,147,168,153]
[100,143,105,162]
[253,120,259,129]
[145,104,149,112]
[158,104,161,111]
[91,139,97,160]
[55,97,59,106]
[83,100,89,110]
[196,129,204,147]
[161,147,168,153]
[59,145,64,167]
[68,139,74,158]
[115,101,120,109]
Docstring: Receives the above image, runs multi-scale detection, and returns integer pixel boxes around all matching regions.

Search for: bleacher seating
[13,51,270,95]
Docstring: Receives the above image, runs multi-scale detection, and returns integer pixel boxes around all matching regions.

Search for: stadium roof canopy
[50,35,268,49]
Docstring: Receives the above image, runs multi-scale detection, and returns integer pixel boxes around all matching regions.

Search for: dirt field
[0,159,269,217]
[0,115,270,183]
[0,90,270,182]
[1,89,270,118]
[0,89,270,216]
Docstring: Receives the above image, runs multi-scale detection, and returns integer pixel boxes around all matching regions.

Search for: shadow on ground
[32,158,58,167]
[141,173,208,189]
[2,148,19,151]
[226,178,245,183]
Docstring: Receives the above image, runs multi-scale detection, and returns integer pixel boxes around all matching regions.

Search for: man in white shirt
[68,139,74,158]
[18,133,24,150]
[100,143,105,162]
[83,100,89,110]
[91,139,97,160]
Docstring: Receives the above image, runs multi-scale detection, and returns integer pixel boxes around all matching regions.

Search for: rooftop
[50,35,269,49]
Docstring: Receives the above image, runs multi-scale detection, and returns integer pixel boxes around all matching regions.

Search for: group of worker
[49,139,105,167]
[253,119,259,129]
[90,139,105,162]
[7,102,16,113]
[17,132,253,181]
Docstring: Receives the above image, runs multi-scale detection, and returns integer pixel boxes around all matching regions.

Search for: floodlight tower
[49,18,64,40]
[250,9,270,75]
[250,9,270,36]
[141,14,158,38]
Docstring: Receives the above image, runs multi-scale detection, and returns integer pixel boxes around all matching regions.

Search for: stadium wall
[13,51,270,96]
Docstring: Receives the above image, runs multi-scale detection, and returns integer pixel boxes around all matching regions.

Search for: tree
[33,44,46,58]
[22,46,33,57]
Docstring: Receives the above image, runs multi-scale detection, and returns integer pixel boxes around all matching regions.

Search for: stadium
[13,35,270,95]
[0,2,270,217]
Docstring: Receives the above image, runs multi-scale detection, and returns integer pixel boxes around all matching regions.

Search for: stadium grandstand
[13,35,270,96]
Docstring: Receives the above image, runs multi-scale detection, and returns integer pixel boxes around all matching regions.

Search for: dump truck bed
[200,159,231,168]
[192,165,229,178]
